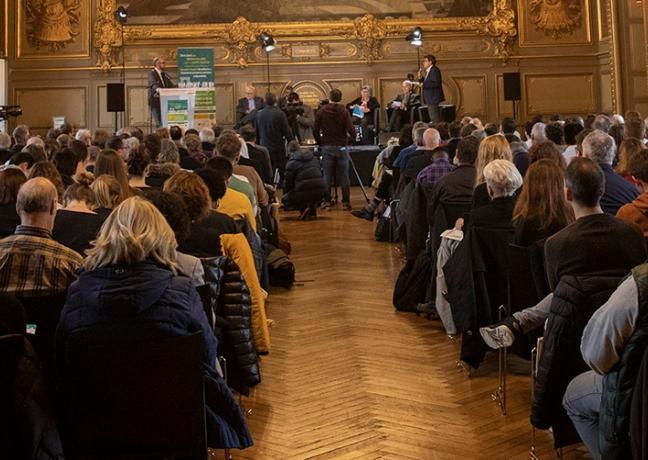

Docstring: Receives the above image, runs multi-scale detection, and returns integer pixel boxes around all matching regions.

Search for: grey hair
[16,177,57,214]
[199,127,215,143]
[592,114,612,133]
[361,85,372,95]
[483,159,523,198]
[12,125,29,144]
[413,126,427,146]
[0,132,10,149]
[583,130,616,165]
[158,138,180,164]
[75,129,92,144]
[531,122,547,144]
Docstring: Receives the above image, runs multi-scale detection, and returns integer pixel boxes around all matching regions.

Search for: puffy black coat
[202,257,260,396]
[282,150,326,209]
[532,274,623,448]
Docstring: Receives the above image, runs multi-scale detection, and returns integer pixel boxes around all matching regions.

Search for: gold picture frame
[94,0,517,71]
[0,0,7,58]
[517,0,592,47]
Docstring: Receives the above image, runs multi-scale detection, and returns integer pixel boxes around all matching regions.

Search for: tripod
[327,146,370,205]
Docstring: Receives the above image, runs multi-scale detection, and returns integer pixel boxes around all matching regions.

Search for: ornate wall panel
[451,76,487,118]
[525,73,595,115]
[518,0,592,46]
[14,86,87,130]
[96,85,114,129]
[126,87,149,127]
[17,1,91,59]
[0,0,7,58]
[378,78,405,113]
[322,79,364,102]
[600,73,613,113]
[214,83,236,125]
[617,0,648,113]
[495,74,514,118]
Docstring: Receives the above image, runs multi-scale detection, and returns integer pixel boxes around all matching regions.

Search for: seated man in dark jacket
[282,141,326,220]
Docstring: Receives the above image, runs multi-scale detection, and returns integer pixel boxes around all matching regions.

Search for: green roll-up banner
[177,47,215,129]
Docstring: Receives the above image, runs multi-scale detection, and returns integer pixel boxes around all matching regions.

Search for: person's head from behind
[545,122,564,145]
[239,124,257,143]
[16,178,58,229]
[95,149,130,200]
[287,140,301,158]
[460,123,478,138]
[62,174,96,209]
[206,156,234,183]
[69,140,89,166]
[0,168,27,205]
[56,134,70,149]
[624,116,646,141]
[194,167,228,205]
[29,161,65,198]
[398,124,414,147]
[626,147,648,191]
[329,89,342,103]
[215,131,241,164]
[9,152,35,173]
[12,125,29,146]
[159,139,180,164]
[530,122,547,144]
[483,160,523,199]
[474,133,512,185]
[21,144,46,164]
[106,135,126,159]
[143,134,162,159]
[528,141,566,170]
[617,138,646,176]
[92,129,109,149]
[564,121,584,146]
[449,121,462,139]
[592,114,612,133]
[412,126,427,147]
[513,159,573,230]
[163,171,210,222]
[575,128,594,157]
[145,190,191,246]
[184,133,201,154]
[127,146,151,178]
[91,174,123,210]
[582,130,616,165]
[53,148,79,178]
[455,136,480,165]
[484,123,499,137]
[501,117,517,135]
[565,157,605,210]
[0,132,11,150]
[199,128,215,145]
[169,125,183,142]
[83,197,177,273]
[265,92,277,107]
[432,122,450,141]
[422,128,441,150]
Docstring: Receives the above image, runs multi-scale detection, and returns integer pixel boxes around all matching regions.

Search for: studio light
[115,6,128,24]
[259,32,277,53]
[406,27,423,47]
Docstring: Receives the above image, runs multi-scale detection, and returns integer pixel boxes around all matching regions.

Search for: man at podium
[148,57,177,128]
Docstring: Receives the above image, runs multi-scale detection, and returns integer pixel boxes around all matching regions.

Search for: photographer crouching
[282,141,327,220]
[283,92,315,144]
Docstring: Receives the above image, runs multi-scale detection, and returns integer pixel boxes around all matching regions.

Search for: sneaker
[342,203,353,211]
[351,208,374,221]
[480,324,515,349]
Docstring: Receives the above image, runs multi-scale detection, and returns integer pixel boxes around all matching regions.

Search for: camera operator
[283,92,315,143]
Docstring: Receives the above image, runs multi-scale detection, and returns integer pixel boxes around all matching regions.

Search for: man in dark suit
[254,92,293,182]
[419,55,445,123]
[236,85,264,128]
[386,81,420,132]
[148,57,176,128]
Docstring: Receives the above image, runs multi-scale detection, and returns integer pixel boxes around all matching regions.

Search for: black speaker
[106,83,125,112]
[503,73,521,101]
[440,105,456,123]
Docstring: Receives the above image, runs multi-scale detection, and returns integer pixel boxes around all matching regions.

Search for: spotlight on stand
[259,32,276,53]
[406,26,423,75]
[0,105,22,121]
[115,6,128,24]
[259,32,277,92]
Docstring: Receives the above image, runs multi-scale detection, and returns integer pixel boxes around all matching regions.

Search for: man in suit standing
[236,85,264,128]
[148,57,176,128]
[420,55,444,123]
[254,92,293,182]
[386,81,420,132]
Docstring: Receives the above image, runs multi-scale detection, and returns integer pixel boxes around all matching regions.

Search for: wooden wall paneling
[290,80,328,108]
[525,73,595,115]
[214,83,235,125]
[96,85,114,129]
[14,86,87,132]
[0,0,7,58]
[451,76,486,118]
[322,79,363,103]
[495,74,515,119]
[600,73,613,112]
[517,0,592,47]
[126,86,149,128]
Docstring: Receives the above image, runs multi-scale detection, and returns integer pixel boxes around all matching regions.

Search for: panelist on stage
[419,55,445,123]
[236,85,264,128]
[147,57,177,128]
[386,81,420,132]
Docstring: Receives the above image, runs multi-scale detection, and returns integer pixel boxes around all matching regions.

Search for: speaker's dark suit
[148,69,176,127]
[236,96,265,127]
[421,66,445,122]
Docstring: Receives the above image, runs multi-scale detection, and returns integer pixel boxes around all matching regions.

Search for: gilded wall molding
[529,0,582,39]
[93,0,517,70]
[25,0,81,50]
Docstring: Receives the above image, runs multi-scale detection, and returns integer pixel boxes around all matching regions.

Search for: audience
[95,149,133,201]
[127,147,151,189]
[29,161,65,200]
[472,134,512,208]
[617,146,648,237]
[90,174,123,219]
[615,138,644,183]
[0,168,27,237]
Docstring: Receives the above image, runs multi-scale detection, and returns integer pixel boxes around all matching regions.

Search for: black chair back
[61,331,207,460]
[507,244,540,315]
[19,294,67,372]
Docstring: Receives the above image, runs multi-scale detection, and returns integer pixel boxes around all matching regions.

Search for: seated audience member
[500,117,520,141]
[145,190,204,286]
[282,141,327,220]
[617,147,648,237]
[9,152,35,175]
[400,128,442,182]
[416,144,453,189]
[169,125,186,155]
[592,114,612,133]
[512,159,574,247]
[624,115,645,141]
[481,158,646,349]
[529,122,548,147]
[472,134,513,209]
[90,174,122,219]
[95,149,134,201]
[212,141,256,210]
[0,131,12,163]
[445,121,462,162]
[0,178,82,297]
[562,120,585,164]
[216,131,268,208]
[53,175,105,255]
[206,157,257,232]
[180,133,207,170]
[608,124,625,150]
[470,159,522,230]
[392,121,428,170]
[29,161,65,201]
[69,140,89,171]
[346,85,380,144]
[11,125,29,154]
[386,81,420,133]
[511,141,529,177]
[483,123,498,136]
[583,130,639,215]
[55,196,253,449]
[52,149,79,187]
[528,141,567,170]
[0,169,27,237]
[142,134,162,163]
[22,144,47,164]
[545,122,566,152]
[105,136,127,162]
[56,134,70,149]
[199,127,216,154]
[74,129,91,147]
[239,124,273,184]
[615,138,644,184]
[562,262,648,459]
[127,147,151,190]
[460,123,479,138]
[158,138,180,164]
[91,129,109,149]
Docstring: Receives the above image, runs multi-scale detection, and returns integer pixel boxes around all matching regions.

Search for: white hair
[0,132,10,149]
[26,136,44,147]
[75,129,92,145]
[483,159,523,198]
[238,134,249,159]
[583,130,616,165]
[531,122,547,144]
[612,114,625,126]
[199,127,215,143]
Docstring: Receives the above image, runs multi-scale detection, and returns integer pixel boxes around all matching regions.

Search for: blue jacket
[56,262,253,449]
[422,66,445,105]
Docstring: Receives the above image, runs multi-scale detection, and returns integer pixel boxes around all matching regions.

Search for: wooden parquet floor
[213,190,592,460]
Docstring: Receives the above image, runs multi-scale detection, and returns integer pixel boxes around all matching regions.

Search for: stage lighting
[406,27,423,47]
[115,6,128,24]
[259,32,276,53]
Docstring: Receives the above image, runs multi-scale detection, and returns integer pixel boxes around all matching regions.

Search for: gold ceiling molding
[26,0,81,50]
[93,0,518,71]
[529,0,582,39]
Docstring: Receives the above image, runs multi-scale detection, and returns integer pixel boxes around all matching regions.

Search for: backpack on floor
[392,251,432,312]
[265,246,295,288]
[375,204,399,242]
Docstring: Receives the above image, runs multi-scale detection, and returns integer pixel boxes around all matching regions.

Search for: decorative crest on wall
[460,0,517,58]
[529,0,582,39]
[215,17,262,68]
[26,0,81,50]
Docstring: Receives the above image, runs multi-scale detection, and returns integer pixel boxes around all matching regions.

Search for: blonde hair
[83,196,177,272]
[474,134,512,185]
[91,174,123,209]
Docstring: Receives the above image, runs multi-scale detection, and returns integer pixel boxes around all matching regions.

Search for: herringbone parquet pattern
[212,193,592,460]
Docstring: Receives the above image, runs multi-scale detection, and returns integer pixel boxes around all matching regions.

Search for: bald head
[17,178,57,216]
[423,128,441,150]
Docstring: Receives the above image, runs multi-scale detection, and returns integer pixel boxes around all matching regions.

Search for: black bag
[392,251,432,312]
[375,205,398,242]
[266,247,295,288]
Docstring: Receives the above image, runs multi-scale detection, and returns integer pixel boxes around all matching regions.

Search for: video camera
[0,105,22,121]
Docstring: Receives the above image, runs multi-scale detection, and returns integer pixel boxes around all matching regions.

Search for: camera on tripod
[0,105,22,121]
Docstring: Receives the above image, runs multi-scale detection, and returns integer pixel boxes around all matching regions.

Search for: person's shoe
[479,317,521,349]
[342,203,353,211]
[351,208,374,221]
[415,302,440,320]
[320,201,331,210]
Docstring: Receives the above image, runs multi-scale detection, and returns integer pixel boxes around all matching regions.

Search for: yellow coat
[220,233,270,354]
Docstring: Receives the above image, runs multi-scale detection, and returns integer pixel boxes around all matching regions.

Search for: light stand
[265,51,271,93]
[115,6,128,133]
[259,32,276,93]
